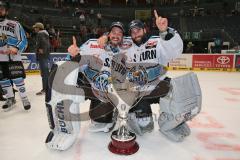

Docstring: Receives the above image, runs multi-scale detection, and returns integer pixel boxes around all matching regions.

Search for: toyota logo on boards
[217,56,230,64]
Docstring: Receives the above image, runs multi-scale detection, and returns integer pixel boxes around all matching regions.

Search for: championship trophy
[93,53,161,155]
[105,56,150,155]
[107,81,140,155]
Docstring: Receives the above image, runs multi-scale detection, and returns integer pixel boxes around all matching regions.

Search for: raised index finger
[72,36,77,47]
[154,10,159,19]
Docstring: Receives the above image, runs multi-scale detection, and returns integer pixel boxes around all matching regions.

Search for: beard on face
[130,28,147,45]
[132,35,144,45]
[0,15,6,21]
[110,36,122,46]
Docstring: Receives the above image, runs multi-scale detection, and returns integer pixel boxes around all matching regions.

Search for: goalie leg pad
[158,72,202,132]
[45,61,85,151]
[159,122,190,142]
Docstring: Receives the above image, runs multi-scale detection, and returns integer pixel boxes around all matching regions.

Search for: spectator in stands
[59,0,64,8]
[33,22,51,95]
[56,29,62,50]
[186,41,194,53]
[49,26,56,36]
[92,27,98,38]
[97,11,102,26]
[97,26,104,37]
[146,0,152,6]
[51,36,60,52]
[233,42,240,51]
[72,0,77,6]
[90,9,94,16]
[79,25,88,43]
[193,6,198,16]
[212,37,223,53]
[51,28,62,52]
[79,12,85,25]
[72,7,81,17]
[54,0,59,8]
[80,0,85,7]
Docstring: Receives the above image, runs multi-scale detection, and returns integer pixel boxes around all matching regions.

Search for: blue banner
[22,53,69,73]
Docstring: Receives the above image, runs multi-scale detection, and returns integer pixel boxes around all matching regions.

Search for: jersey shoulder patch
[6,20,18,28]
[84,39,104,49]
[120,39,133,50]
[145,39,158,49]
[80,39,104,55]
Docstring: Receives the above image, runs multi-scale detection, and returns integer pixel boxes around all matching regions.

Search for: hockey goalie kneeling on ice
[44,61,202,151]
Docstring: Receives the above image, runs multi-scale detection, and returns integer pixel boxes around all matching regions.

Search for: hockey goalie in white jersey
[45,11,202,151]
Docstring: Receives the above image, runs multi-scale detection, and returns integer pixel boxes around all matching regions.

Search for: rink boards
[21,53,240,74]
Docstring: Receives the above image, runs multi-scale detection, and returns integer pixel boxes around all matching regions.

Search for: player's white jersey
[126,30,183,66]
[123,30,183,82]
[120,30,183,93]
[79,39,130,101]
[79,38,132,71]
[0,19,28,62]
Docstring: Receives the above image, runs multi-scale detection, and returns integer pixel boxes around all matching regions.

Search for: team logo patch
[93,71,111,91]
[90,44,103,49]
[19,87,25,93]
[127,66,148,86]
[7,22,16,28]
[120,40,132,50]
[0,33,8,47]
[145,40,157,49]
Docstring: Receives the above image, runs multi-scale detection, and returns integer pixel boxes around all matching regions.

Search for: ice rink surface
[0,71,240,160]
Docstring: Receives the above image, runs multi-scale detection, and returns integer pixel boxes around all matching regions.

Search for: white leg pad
[158,72,202,131]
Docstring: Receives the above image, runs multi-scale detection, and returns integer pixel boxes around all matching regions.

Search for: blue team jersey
[0,19,28,61]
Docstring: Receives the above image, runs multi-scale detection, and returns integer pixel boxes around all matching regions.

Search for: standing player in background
[0,1,31,111]
[33,22,51,95]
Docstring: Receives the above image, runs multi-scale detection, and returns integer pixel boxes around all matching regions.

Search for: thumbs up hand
[67,36,80,57]
[154,10,168,32]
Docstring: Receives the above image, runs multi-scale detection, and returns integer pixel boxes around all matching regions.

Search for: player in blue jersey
[0,1,31,111]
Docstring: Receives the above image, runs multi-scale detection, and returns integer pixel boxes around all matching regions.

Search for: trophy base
[108,130,139,155]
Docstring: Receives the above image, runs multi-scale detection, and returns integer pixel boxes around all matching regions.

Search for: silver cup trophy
[93,53,159,155]
[107,81,141,155]
[105,61,150,155]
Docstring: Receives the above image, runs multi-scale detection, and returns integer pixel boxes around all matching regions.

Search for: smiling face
[109,26,123,47]
[130,27,146,44]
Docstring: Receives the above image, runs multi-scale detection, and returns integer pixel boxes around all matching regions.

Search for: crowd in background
[10,0,240,53]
